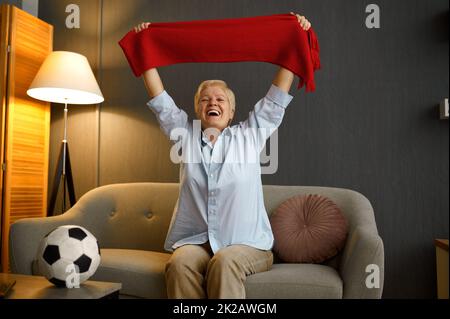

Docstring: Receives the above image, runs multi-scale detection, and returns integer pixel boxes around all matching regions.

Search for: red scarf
[119,13,321,91]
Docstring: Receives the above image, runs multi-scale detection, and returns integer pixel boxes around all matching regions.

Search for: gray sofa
[9,182,384,298]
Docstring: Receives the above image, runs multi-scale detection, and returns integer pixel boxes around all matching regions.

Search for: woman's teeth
[207,110,220,116]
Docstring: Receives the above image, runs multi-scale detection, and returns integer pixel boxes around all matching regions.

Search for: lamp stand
[48,102,76,216]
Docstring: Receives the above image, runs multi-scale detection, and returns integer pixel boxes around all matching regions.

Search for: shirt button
[210,173,214,178]
[210,191,214,196]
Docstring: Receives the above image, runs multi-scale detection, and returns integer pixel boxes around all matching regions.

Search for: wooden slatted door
[0,5,52,271]
[0,5,9,263]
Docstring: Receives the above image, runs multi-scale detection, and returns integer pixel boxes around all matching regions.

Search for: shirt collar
[223,126,232,136]
[200,126,232,147]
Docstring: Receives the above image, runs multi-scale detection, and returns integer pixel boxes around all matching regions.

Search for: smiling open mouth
[207,110,221,117]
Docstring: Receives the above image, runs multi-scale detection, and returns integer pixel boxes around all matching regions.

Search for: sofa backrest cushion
[67,183,375,256]
[269,194,348,263]
[69,183,180,253]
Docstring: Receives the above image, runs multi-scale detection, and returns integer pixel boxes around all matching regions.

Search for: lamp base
[48,141,76,216]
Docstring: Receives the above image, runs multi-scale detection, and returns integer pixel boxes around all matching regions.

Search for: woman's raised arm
[143,67,164,98]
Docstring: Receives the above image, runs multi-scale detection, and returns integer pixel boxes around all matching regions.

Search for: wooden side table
[435,239,449,299]
[0,273,121,299]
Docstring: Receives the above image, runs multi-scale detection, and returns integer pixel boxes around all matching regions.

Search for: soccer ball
[36,225,101,287]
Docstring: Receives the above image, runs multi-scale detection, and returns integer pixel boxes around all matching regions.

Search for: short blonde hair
[194,80,235,115]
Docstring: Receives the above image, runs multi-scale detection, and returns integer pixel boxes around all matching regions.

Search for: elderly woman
[135,13,312,299]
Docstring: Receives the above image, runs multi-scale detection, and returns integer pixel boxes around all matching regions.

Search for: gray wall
[38,0,448,298]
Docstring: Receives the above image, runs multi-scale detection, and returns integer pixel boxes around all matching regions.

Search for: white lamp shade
[27,51,104,104]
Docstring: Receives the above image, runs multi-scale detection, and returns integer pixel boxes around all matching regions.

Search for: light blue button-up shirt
[147,84,293,253]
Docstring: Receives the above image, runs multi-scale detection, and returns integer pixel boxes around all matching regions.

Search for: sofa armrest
[9,210,82,275]
[339,226,385,299]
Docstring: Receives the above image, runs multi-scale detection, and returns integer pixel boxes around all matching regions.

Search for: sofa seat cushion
[91,248,171,298]
[245,263,343,299]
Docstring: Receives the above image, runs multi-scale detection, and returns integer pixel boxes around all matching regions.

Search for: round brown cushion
[270,194,348,263]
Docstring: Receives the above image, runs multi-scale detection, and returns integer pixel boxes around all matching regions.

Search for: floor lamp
[27,51,104,216]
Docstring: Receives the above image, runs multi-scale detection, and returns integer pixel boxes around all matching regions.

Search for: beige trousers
[165,242,273,299]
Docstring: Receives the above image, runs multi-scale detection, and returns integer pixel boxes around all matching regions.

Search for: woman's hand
[134,22,151,33]
[290,12,311,31]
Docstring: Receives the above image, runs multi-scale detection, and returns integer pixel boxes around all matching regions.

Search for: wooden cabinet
[435,239,449,299]
[0,4,53,272]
